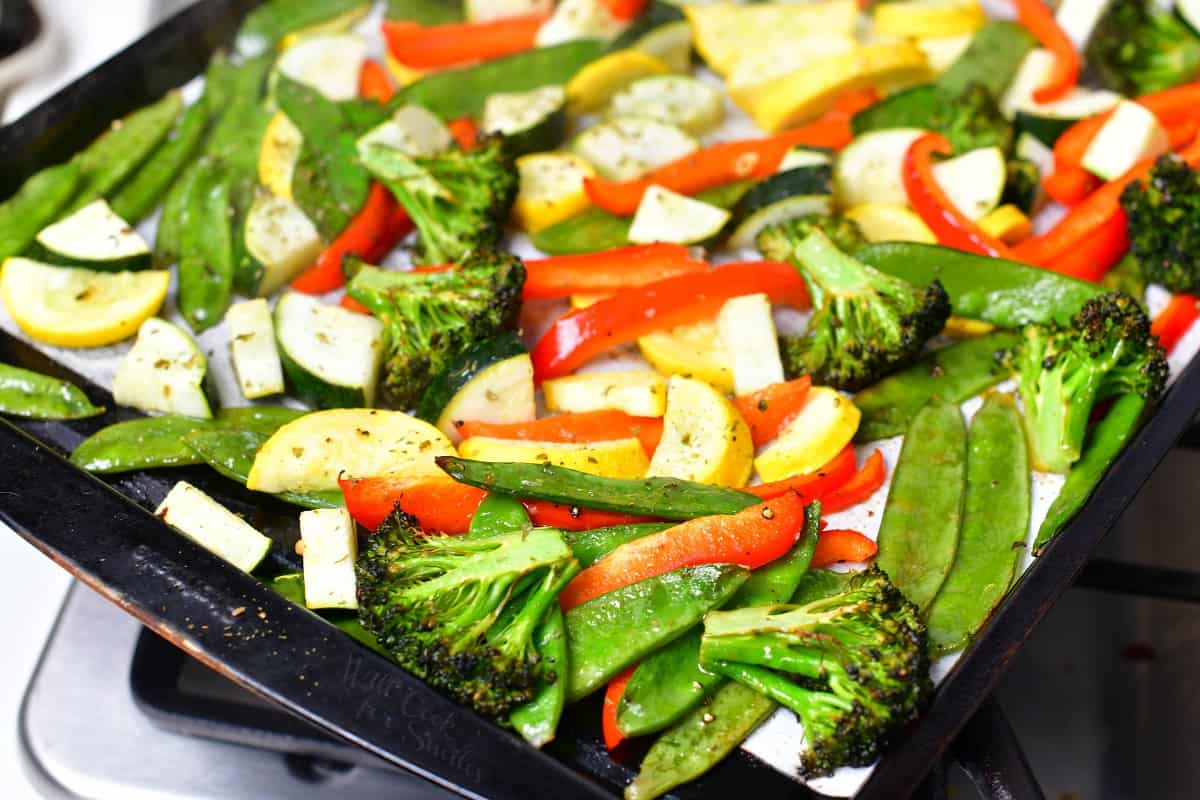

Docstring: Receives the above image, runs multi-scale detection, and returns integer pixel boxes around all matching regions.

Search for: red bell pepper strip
[531,261,810,381]
[811,529,878,568]
[382,13,548,70]
[1014,0,1080,104]
[1152,294,1200,354]
[1043,166,1099,207]
[340,295,371,314]
[522,244,708,300]
[746,445,857,501]
[831,87,881,116]
[448,117,479,151]
[522,500,657,531]
[602,666,637,751]
[817,450,887,514]
[291,182,407,293]
[558,493,807,611]
[731,376,813,447]
[585,121,855,216]
[1041,209,1129,282]
[339,475,486,533]
[902,133,1013,259]
[358,59,394,103]
[600,0,649,20]
[456,410,665,458]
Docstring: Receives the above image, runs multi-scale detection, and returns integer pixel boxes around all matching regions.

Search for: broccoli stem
[706,659,852,721]
[790,230,873,302]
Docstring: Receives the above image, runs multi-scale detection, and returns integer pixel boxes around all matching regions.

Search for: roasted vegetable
[1120,154,1200,293]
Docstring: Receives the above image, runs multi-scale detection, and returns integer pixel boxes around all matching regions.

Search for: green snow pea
[563,523,674,567]
[268,574,388,655]
[153,161,199,268]
[857,242,1102,328]
[70,91,184,212]
[178,159,235,332]
[110,99,210,224]
[0,161,81,260]
[183,428,342,510]
[0,363,102,420]
[926,393,1030,656]
[1035,393,1146,555]
[239,0,366,45]
[565,564,748,702]
[386,0,461,23]
[876,400,967,610]
[467,493,532,539]
[509,607,568,748]
[937,20,1037,98]
[854,331,1018,442]
[616,503,820,737]
[70,407,304,474]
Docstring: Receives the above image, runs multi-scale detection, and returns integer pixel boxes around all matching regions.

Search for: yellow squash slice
[638,320,735,394]
[543,370,668,417]
[647,375,753,488]
[458,436,650,479]
[755,387,861,482]
[566,50,671,114]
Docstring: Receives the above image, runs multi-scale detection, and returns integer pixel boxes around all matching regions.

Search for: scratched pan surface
[3,2,1200,799]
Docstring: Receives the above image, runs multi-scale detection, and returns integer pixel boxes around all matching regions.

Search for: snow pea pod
[240,0,367,47]
[183,428,342,509]
[926,393,1030,656]
[178,159,235,332]
[438,457,758,519]
[509,607,567,748]
[0,363,102,420]
[854,331,1018,442]
[565,564,748,702]
[616,503,820,737]
[0,161,81,260]
[70,407,305,474]
[563,523,673,567]
[467,493,531,539]
[110,99,209,224]
[154,161,199,268]
[386,0,461,23]
[876,400,967,610]
[69,91,184,213]
[1035,393,1146,555]
[857,242,1102,328]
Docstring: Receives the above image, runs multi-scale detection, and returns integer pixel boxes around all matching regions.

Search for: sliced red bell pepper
[1041,208,1128,282]
[1043,166,1099,207]
[1152,293,1200,354]
[585,121,855,216]
[358,59,394,103]
[456,410,665,457]
[448,117,479,151]
[292,182,411,293]
[1014,0,1080,103]
[732,376,813,447]
[531,261,810,381]
[340,294,371,314]
[831,87,881,116]
[903,133,1013,259]
[817,450,887,514]
[746,445,857,501]
[522,244,708,300]
[558,493,807,611]
[811,529,878,568]
[339,475,486,533]
[602,666,637,751]
[522,500,657,531]
[600,0,649,20]
[382,13,548,70]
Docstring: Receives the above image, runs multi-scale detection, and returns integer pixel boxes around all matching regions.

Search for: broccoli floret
[758,226,950,391]
[1086,0,1200,97]
[1120,154,1200,293]
[346,249,525,408]
[361,136,517,265]
[698,567,932,778]
[938,82,1012,155]
[763,214,867,255]
[356,511,580,718]
[1003,292,1167,473]
[1002,156,1043,215]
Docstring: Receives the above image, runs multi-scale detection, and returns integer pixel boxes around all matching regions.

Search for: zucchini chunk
[242,194,324,296]
[572,117,698,181]
[416,333,536,443]
[482,85,568,157]
[629,185,731,246]
[299,507,358,610]
[227,299,285,400]
[156,481,272,572]
[275,291,384,409]
[31,199,150,271]
[112,317,213,419]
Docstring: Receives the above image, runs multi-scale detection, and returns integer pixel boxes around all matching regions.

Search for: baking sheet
[3,2,1200,797]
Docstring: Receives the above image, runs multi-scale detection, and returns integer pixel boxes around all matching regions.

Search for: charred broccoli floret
[1086,0,1200,97]
[356,511,579,719]
[1120,154,1200,293]
[361,136,517,265]
[1003,292,1167,473]
[762,214,866,255]
[346,249,525,408]
[938,82,1012,155]
[698,567,931,778]
[758,226,949,391]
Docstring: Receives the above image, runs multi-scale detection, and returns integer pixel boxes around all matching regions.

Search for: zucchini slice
[356,105,453,160]
[514,152,596,233]
[729,164,833,249]
[608,3,690,73]
[242,194,324,296]
[416,333,536,442]
[275,292,384,409]
[274,33,366,102]
[543,370,667,417]
[112,317,213,419]
[156,481,272,572]
[834,128,928,208]
[608,76,724,135]
[227,299,285,400]
[247,408,456,493]
[298,507,358,610]
[629,185,732,246]
[571,117,698,182]
[931,146,1007,221]
[716,293,784,396]
[778,145,833,173]
[31,199,150,271]
[482,85,568,157]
